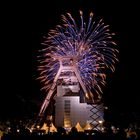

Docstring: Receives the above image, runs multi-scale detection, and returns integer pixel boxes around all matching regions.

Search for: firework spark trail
[38,10,118,104]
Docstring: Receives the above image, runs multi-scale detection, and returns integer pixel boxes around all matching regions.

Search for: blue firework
[38,11,118,101]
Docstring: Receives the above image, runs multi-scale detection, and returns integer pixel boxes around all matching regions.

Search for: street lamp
[98,120,103,131]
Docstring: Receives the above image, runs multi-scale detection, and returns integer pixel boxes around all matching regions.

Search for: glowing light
[98,120,103,124]
[37,125,40,129]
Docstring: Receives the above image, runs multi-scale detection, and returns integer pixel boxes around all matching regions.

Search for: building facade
[55,85,104,129]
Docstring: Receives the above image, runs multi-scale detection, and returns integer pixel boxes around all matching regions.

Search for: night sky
[1,1,140,121]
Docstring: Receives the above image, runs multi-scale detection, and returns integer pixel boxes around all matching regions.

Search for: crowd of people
[0,119,140,140]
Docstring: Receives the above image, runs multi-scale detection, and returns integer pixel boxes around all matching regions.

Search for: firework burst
[37,11,118,103]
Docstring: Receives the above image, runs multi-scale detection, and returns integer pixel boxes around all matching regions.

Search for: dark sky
[1,0,140,120]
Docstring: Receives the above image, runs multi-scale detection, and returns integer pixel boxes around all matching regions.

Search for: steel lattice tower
[37,11,118,129]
